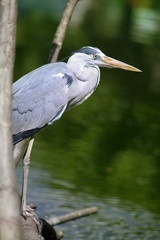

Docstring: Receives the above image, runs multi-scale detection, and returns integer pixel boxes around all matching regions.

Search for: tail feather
[13,127,44,145]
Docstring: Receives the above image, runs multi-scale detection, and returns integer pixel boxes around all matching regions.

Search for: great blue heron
[13,46,141,217]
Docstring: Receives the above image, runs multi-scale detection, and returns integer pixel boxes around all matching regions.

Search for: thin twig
[48,0,79,63]
[46,207,98,226]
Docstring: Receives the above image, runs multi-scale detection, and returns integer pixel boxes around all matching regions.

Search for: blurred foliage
[15,0,160,214]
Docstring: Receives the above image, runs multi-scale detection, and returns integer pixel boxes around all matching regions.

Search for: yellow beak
[102,56,142,72]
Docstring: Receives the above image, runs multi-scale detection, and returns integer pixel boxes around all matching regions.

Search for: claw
[22,203,42,235]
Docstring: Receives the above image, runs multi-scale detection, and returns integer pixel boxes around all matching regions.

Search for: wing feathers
[12,63,73,135]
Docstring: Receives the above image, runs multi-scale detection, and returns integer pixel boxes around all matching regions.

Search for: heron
[13,46,141,217]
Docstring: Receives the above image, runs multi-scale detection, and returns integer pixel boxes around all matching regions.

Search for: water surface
[17,164,160,240]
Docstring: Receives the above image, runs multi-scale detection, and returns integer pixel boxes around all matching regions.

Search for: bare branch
[46,207,98,226]
[48,0,79,63]
[0,0,22,239]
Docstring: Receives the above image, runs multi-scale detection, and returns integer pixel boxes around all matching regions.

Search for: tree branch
[0,0,22,239]
[46,207,99,226]
[48,0,79,63]
[21,217,40,240]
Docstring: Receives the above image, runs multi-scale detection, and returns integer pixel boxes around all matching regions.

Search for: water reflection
[16,166,160,239]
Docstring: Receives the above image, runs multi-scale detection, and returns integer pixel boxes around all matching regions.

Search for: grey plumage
[13,63,72,140]
[12,46,141,144]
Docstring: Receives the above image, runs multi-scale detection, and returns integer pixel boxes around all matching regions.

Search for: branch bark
[0,0,22,239]
[21,217,40,240]
[46,207,98,226]
[48,0,79,63]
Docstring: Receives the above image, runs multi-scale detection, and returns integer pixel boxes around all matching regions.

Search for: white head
[67,46,141,72]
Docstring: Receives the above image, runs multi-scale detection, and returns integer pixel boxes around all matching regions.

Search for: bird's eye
[93,54,98,59]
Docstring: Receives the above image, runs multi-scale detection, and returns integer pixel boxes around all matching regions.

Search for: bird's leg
[14,139,28,168]
[21,136,35,218]
[21,137,42,236]
[25,204,42,235]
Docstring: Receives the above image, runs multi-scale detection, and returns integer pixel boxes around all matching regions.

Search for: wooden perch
[48,0,79,63]
[21,217,40,240]
[21,216,64,240]
[21,204,64,240]
[21,206,98,240]
[46,207,99,226]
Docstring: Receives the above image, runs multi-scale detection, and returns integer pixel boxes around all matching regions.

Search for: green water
[16,0,160,238]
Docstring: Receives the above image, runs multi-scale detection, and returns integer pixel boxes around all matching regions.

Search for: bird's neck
[67,59,99,82]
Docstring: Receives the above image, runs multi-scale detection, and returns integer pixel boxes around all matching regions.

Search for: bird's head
[69,46,141,72]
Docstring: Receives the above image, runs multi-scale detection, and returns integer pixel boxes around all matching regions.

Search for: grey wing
[12,63,74,135]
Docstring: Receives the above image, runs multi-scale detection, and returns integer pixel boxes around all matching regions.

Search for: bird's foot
[22,203,42,235]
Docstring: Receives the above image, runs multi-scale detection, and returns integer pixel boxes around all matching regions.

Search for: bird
[12,46,141,217]
[12,46,141,144]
